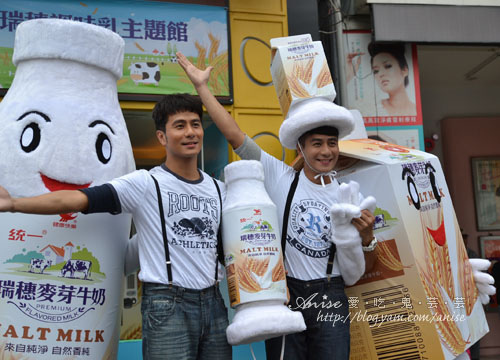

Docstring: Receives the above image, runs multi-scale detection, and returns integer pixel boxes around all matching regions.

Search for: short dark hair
[152,94,203,131]
[368,42,409,87]
[298,126,339,146]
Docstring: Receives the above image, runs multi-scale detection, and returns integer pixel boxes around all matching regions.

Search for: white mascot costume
[0,19,135,359]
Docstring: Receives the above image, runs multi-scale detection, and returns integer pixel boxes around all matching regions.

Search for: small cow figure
[128,62,160,86]
[29,258,52,274]
[61,259,92,280]
[374,214,386,229]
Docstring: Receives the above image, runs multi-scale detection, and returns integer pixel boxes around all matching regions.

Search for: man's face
[156,111,203,160]
[299,133,339,173]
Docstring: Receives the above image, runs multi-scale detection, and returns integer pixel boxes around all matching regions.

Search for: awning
[371,3,500,43]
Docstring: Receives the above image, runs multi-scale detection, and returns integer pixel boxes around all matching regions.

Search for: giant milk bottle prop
[222,160,305,345]
[0,19,135,359]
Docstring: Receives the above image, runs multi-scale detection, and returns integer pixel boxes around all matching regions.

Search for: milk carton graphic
[0,19,135,359]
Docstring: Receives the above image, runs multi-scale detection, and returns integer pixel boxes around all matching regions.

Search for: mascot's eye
[96,133,112,164]
[20,122,41,153]
[402,167,420,210]
[425,163,441,203]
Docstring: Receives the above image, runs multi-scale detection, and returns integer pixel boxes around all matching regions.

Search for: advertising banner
[343,31,424,149]
[0,0,229,96]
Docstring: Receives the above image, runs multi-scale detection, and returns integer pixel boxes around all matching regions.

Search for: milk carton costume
[339,111,496,360]
[0,19,134,359]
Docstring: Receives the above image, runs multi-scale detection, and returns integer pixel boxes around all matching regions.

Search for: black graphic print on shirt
[167,191,219,251]
[287,199,331,258]
[172,217,215,239]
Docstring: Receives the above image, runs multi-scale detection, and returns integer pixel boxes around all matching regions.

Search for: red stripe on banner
[412,44,423,126]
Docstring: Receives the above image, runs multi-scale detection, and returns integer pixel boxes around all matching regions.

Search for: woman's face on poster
[371,52,408,94]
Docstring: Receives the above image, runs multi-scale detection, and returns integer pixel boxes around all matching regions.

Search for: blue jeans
[265,276,350,360]
[141,282,232,360]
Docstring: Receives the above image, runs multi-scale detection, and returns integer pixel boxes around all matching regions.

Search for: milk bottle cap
[13,19,124,79]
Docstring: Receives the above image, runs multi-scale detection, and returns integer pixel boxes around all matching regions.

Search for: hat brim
[279,100,354,149]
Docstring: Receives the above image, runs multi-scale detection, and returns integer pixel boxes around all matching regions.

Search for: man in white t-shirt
[0,94,231,360]
[177,53,378,360]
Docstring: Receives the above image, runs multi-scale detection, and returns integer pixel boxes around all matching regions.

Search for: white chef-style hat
[342,109,368,140]
[12,18,124,79]
[278,97,355,149]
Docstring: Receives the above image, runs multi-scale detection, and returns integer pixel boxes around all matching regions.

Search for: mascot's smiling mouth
[41,173,91,192]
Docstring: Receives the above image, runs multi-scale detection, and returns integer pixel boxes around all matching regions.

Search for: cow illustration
[128,62,160,86]
[61,259,92,280]
[374,214,386,229]
[29,258,52,274]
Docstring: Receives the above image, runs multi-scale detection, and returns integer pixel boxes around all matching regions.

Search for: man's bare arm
[0,185,89,215]
[177,51,245,149]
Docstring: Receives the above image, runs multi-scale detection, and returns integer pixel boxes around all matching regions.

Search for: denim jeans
[265,276,350,360]
[141,282,232,360]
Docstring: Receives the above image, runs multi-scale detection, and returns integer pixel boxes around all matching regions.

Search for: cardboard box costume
[336,139,490,360]
[0,19,135,359]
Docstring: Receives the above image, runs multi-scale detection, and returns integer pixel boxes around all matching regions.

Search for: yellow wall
[228,0,296,164]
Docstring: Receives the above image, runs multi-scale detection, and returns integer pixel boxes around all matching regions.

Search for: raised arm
[177,51,245,149]
[0,185,89,215]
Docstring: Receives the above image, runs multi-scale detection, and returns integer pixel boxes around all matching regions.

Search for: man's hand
[0,185,13,212]
[352,209,375,247]
[177,51,212,89]
[176,51,246,150]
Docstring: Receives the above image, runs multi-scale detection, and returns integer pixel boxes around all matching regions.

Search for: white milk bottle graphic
[0,19,135,359]
[222,160,305,345]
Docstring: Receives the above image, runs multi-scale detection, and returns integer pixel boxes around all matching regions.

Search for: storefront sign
[0,0,229,96]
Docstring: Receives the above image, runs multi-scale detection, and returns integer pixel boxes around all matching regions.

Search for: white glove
[329,181,376,247]
[329,181,376,285]
[469,258,496,305]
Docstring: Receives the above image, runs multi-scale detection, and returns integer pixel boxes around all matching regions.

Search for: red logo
[59,213,77,222]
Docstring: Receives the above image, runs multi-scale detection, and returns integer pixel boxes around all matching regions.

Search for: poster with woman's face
[344,31,424,150]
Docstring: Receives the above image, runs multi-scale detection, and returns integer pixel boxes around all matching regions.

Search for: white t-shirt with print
[260,151,342,281]
[109,165,225,289]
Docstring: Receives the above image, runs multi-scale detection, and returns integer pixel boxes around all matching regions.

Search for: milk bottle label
[223,205,287,307]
